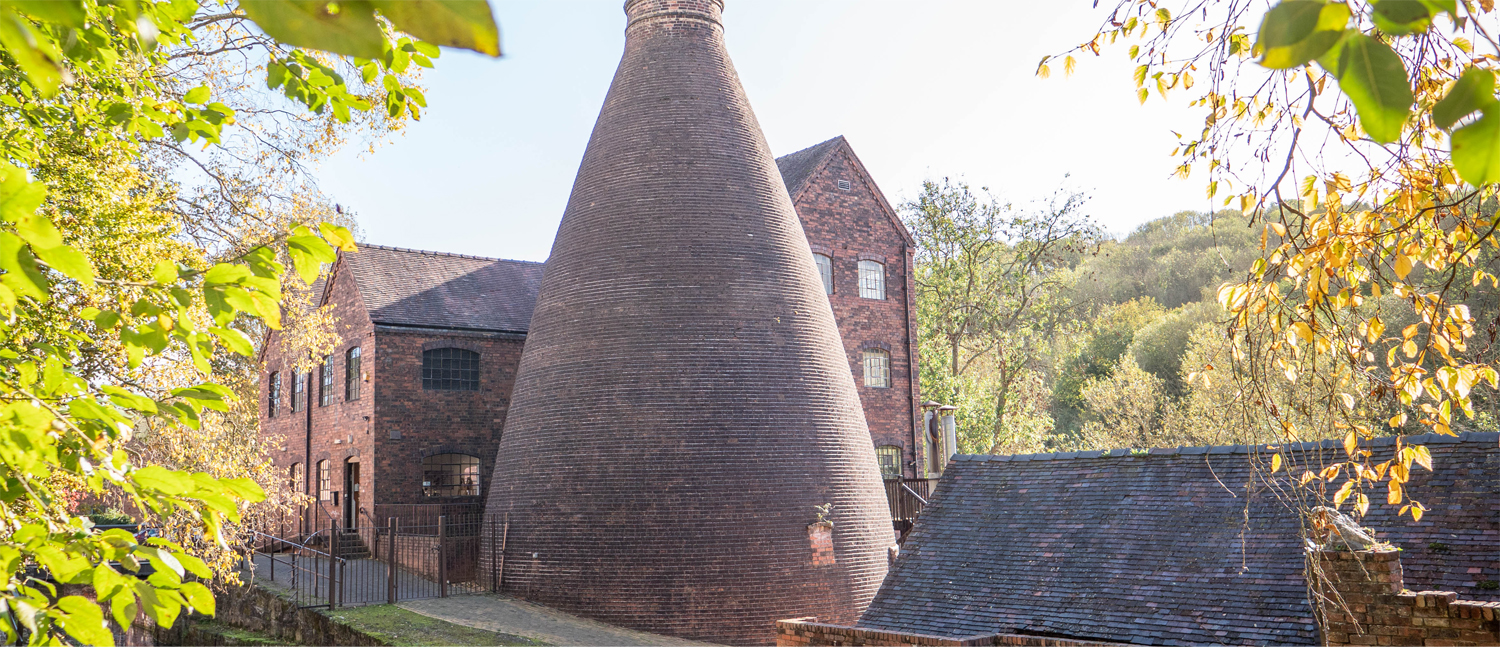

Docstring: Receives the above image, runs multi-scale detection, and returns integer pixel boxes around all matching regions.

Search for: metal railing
[245,509,487,608]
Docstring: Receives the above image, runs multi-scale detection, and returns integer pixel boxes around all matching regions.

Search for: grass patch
[327,604,545,646]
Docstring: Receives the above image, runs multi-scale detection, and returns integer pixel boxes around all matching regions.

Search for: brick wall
[1316,550,1500,646]
[793,146,922,477]
[370,327,524,507]
[260,256,376,526]
[773,619,1118,646]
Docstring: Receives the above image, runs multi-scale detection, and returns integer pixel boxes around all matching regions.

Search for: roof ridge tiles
[959,430,1498,463]
[358,242,543,265]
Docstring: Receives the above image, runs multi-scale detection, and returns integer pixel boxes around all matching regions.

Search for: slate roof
[861,432,1500,646]
[775,136,845,199]
[341,244,543,333]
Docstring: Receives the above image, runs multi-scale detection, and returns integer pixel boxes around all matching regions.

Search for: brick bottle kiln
[481,0,892,644]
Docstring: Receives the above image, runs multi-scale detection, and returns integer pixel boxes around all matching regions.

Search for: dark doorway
[344,459,361,528]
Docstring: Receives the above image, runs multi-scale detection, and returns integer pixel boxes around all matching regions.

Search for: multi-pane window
[319,357,333,407]
[317,460,331,501]
[858,260,885,300]
[291,372,306,412]
[290,462,304,491]
[876,445,902,478]
[345,347,362,401]
[422,454,481,497]
[863,349,891,388]
[813,253,833,295]
[267,372,281,418]
[422,348,480,391]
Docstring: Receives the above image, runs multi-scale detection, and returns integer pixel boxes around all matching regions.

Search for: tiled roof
[861,432,1500,646]
[342,244,543,333]
[775,136,844,199]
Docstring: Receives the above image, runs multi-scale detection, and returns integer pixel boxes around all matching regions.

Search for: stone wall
[1316,550,1500,646]
[774,619,1118,646]
[153,582,386,646]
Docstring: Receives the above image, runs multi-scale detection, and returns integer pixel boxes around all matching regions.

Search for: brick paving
[398,594,721,646]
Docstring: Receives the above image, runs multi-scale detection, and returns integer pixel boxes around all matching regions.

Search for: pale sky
[317,1,1213,263]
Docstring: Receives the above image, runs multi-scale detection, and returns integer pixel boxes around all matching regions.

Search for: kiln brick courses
[258,138,924,520]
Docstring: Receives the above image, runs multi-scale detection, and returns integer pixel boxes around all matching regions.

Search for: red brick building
[258,137,923,525]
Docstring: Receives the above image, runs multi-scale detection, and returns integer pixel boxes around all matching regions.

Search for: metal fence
[245,505,487,608]
[245,489,931,607]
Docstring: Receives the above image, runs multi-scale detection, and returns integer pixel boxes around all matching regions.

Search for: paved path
[398,594,721,646]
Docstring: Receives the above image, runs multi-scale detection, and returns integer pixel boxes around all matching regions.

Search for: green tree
[1047,0,1500,520]
[906,179,1102,453]
[0,1,499,643]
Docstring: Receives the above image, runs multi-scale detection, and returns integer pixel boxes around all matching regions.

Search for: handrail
[899,482,929,506]
[247,528,342,563]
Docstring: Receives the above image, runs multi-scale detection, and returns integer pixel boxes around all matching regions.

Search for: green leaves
[371,0,500,56]
[288,225,337,283]
[0,8,67,97]
[1451,109,1500,185]
[1321,33,1413,144]
[55,596,111,647]
[239,0,387,60]
[183,85,211,105]
[1434,68,1496,130]
[1431,68,1500,186]
[1370,0,1453,35]
[240,0,500,59]
[1257,0,1350,69]
[0,162,45,224]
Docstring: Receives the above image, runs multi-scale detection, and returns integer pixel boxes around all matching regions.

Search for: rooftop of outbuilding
[861,431,1500,646]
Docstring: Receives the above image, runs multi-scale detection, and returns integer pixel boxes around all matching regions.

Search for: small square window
[837,179,852,191]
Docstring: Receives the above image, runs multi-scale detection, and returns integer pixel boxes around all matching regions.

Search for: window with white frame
[813,253,833,295]
[345,347,362,400]
[267,372,280,418]
[317,460,331,501]
[876,445,902,478]
[290,462,303,490]
[319,357,333,406]
[291,372,306,412]
[858,260,885,300]
[863,349,890,388]
[422,454,481,497]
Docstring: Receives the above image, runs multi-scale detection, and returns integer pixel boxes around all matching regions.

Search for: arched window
[813,253,833,295]
[422,348,480,391]
[319,356,333,407]
[422,454,480,497]
[267,372,281,418]
[290,462,304,491]
[345,347,362,400]
[291,372,306,412]
[863,349,890,388]
[317,460,331,501]
[858,260,885,299]
[876,445,902,478]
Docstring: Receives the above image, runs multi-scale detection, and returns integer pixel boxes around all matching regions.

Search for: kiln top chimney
[624,0,723,30]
